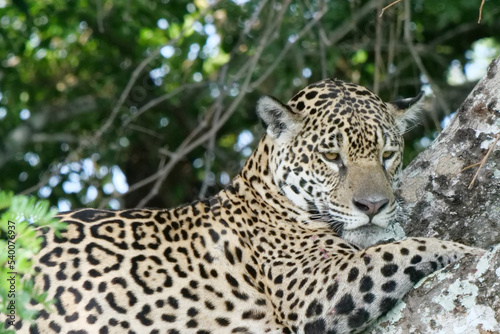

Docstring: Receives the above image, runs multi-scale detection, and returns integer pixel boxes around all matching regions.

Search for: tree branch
[105,0,289,207]
[403,0,449,130]
[19,3,220,198]
[121,82,207,127]
[379,0,403,17]
[373,0,383,94]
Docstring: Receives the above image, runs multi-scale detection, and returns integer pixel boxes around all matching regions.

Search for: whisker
[401,120,423,135]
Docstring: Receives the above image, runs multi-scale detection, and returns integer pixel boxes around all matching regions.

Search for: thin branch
[19,3,220,198]
[237,0,293,90]
[234,0,270,50]
[97,6,210,143]
[196,0,269,95]
[391,9,403,97]
[454,162,481,177]
[31,133,79,143]
[198,103,222,199]
[127,0,371,206]
[403,0,448,130]
[196,50,238,200]
[136,102,212,207]
[181,1,271,201]
[177,2,292,157]
[250,0,326,89]
[320,0,380,47]
[385,10,397,97]
[452,133,500,189]
[468,133,500,189]
[426,22,476,50]
[96,0,105,33]
[373,0,383,94]
[318,29,328,78]
[127,124,163,139]
[97,2,274,207]
[380,22,476,94]
[133,1,287,207]
[478,0,485,23]
[122,82,207,127]
[379,0,403,17]
[102,118,208,209]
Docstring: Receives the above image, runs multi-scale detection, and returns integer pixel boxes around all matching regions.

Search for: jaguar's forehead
[286,78,400,156]
[287,78,387,120]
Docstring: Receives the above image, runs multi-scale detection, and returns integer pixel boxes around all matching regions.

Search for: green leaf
[0,191,65,326]
[351,49,368,65]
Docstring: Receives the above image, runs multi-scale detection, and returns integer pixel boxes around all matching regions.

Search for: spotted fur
[3,79,481,334]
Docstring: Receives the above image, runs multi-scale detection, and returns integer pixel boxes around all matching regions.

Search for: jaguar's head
[257,78,423,247]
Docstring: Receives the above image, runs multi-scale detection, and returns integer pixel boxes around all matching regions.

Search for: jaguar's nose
[352,197,389,217]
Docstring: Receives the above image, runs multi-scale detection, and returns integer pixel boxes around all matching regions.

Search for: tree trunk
[369,56,500,332]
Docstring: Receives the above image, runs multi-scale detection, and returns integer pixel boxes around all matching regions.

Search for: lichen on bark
[369,56,500,333]
[396,55,500,249]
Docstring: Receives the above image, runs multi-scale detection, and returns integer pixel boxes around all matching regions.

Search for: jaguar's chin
[341,224,403,248]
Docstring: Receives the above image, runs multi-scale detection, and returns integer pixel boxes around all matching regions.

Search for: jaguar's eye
[323,152,340,162]
[382,151,395,160]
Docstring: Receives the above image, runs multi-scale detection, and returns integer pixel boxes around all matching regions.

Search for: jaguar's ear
[256,96,303,141]
[386,91,425,133]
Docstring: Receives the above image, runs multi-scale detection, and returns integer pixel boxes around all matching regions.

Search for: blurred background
[0,0,498,211]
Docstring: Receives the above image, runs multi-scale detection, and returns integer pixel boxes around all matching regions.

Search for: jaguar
[3,78,482,334]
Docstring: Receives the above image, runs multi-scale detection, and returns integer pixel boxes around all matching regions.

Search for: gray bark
[397,55,500,248]
[369,245,500,333]
[368,56,500,332]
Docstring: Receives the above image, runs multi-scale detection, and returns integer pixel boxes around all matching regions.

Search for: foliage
[0,0,499,211]
[0,2,498,330]
[0,191,66,332]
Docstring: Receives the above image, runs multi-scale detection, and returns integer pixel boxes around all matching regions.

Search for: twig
[98,1,274,207]
[121,82,206,127]
[186,0,271,200]
[380,0,403,17]
[426,23,476,50]
[196,68,228,200]
[202,0,269,89]
[97,4,209,142]
[403,0,448,130]
[239,0,293,90]
[374,0,383,94]
[386,11,397,96]
[302,0,327,79]
[478,0,485,23]
[19,3,219,198]
[176,1,292,159]
[198,103,222,199]
[96,0,105,33]
[250,0,326,89]
[136,110,210,207]
[318,29,328,78]
[134,1,287,207]
[320,0,380,47]
[31,133,79,143]
[380,23,476,93]
[468,133,500,189]
[115,0,376,207]
[453,162,481,178]
[126,124,163,139]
